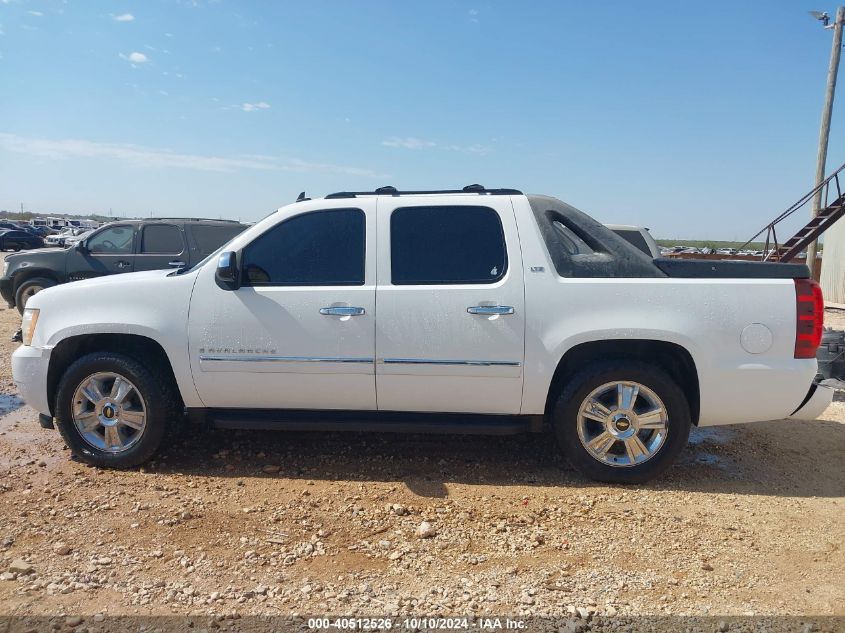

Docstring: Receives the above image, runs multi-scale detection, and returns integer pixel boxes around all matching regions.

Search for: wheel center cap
[101,403,117,423]
[610,412,636,438]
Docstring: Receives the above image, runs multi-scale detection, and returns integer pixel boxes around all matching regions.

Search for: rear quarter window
[188,224,247,255]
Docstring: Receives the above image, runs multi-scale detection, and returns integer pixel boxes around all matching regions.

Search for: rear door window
[390,205,507,285]
[140,224,184,254]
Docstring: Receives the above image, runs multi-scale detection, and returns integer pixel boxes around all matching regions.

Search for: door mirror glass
[215,251,240,290]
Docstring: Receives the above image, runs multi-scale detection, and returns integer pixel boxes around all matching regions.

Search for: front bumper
[11,344,52,417]
[0,276,14,308]
[788,382,835,421]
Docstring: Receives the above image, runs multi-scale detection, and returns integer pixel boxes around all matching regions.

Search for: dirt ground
[0,304,843,631]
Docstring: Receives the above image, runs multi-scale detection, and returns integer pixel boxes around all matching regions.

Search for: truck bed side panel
[512,197,815,425]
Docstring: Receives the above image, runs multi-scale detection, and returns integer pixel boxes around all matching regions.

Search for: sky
[1,1,844,240]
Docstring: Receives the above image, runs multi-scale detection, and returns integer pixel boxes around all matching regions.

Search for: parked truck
[11,186,832,483]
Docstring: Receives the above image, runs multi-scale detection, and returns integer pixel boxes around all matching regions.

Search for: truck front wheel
[54,352,180,469]
[553,360,691,484]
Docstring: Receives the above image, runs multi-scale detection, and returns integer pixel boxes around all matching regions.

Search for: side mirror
[75,241,87,253]
[215,251,240,290]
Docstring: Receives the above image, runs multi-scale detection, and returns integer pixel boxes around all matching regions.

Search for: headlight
[2,260,8,277]
[21,308,39,346]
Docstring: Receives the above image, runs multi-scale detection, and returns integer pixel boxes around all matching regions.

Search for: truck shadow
[155,414,845,499]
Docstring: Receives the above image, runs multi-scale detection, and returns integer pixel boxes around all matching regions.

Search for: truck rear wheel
[553,360,691,484]
[15,277,56,314]
[54,352,181,469]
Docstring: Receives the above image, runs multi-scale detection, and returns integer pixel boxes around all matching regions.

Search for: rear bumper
[11,345,52,417]
[0,276,14,307]
[788,382,835,421]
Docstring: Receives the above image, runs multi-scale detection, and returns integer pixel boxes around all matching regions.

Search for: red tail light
[794,278,824,359]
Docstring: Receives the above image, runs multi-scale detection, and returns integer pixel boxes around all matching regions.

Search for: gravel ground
[0,305,842,631]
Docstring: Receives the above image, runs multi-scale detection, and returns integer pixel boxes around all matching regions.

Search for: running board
[195,408,544,435]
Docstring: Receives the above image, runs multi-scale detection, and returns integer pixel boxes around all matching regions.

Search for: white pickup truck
[11,186,833,483]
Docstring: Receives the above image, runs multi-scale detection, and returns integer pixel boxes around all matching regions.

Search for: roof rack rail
[143,217,244,223]
[325,184,522,199]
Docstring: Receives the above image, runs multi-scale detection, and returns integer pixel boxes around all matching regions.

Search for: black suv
[1,218,248,312]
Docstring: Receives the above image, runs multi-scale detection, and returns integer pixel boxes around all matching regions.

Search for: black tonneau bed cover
[526,195,810,280]
[653,258,809,279]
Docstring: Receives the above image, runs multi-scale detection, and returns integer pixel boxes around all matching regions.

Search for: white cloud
[119,51,148,65]
[0,132,384,177]
[468,8,479,22]
[241,101,270,112]
[113,13,135,22]
[381,137,436,150]
[381,136,490,155]
[27,10,43,16]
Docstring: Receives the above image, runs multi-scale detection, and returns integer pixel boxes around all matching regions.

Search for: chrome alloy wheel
[576,381,668,467]
[72,372,147,453]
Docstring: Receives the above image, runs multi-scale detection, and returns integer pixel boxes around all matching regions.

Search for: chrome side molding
[381,358,521,367]
[199,355,374,363]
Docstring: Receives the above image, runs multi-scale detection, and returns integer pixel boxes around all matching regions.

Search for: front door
[65,224,135,280]
[375,197,526,414]
[187,202,377,410]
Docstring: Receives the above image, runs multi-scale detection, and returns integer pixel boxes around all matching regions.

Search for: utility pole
[807,6,845,279]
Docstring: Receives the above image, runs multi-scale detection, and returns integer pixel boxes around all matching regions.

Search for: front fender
[28,269,204,408]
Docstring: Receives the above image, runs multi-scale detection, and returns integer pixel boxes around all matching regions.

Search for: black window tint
[613,229,650,256]
[87,226,133,254]
[189,224,245,254]
[141,225,183,254]
[391,206,507,285]
[243,208,365,286]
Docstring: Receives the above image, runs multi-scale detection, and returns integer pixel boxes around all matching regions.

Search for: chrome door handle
[320,306,366,316]
[467,305,514,315]
[168,260,186,267]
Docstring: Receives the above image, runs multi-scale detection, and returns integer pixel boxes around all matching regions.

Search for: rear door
[135,223,186,272]
[374,196,526,414]
[65,224,135,280]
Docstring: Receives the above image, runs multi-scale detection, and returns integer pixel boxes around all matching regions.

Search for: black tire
[54,352,181,469]
[553,360,691,484]
[15,277,56,314]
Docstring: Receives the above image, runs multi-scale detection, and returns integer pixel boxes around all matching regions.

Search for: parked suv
[1,218,248,312]
[11,186,831,483]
